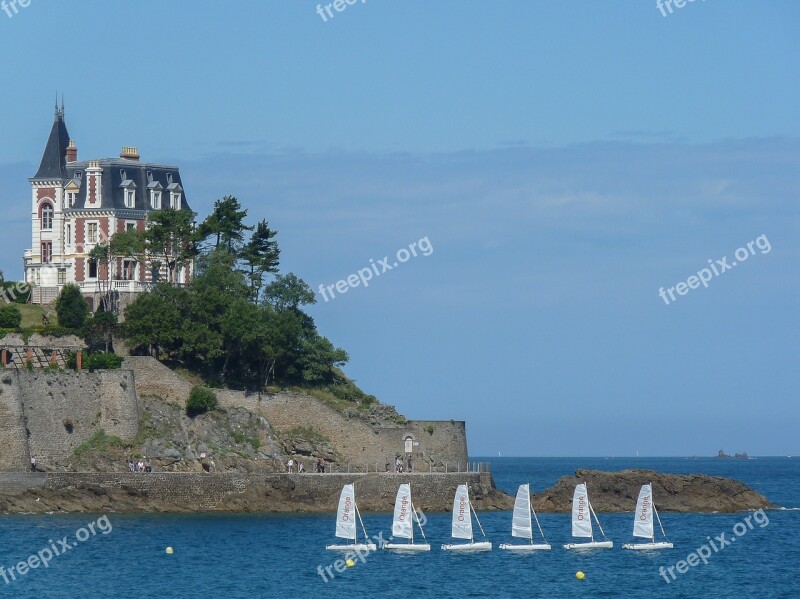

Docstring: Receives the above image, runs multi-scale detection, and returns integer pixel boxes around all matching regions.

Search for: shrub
[54,284,88,329]
[85,353,123,370]
[187,386,218,416]
[65,351,123,370]
[0,304,22,328]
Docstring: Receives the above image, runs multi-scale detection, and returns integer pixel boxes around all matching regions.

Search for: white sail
[392,483,414,540]
[633,484,654,539]
[571,483,593,538]
[511,484,533,539]
[452,484,473,540]
[335,484,357,540]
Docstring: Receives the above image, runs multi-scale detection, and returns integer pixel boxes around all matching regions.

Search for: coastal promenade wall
[0,471,503,513]
[123,357,469,470]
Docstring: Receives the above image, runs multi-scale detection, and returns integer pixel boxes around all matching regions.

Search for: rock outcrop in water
[531,469,777,513]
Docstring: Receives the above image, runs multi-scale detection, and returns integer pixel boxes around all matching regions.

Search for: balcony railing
[78,280,154,294]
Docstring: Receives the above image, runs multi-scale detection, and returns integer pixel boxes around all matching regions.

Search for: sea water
[0,457,797,598]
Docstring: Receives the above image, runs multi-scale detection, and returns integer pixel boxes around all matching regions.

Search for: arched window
[41,203,54,230]
[404,436,414,454]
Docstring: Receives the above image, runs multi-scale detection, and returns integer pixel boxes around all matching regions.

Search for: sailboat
[563,483,613,549]
[383,483,431,551]
[325,484,377,551]
[441,484,492,551]
[499,483,551,551]
[622,484,673,550]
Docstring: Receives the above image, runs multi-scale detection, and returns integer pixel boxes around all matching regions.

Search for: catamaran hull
[441,542,493,551]
[499,543,552,551]
[623,542,673,550]
[563,541,613,550]
[383,543,431,552]
[325,543,377,552]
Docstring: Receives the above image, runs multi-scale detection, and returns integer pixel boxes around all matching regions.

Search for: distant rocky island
[716,449,750,459]
[531,469,776,513]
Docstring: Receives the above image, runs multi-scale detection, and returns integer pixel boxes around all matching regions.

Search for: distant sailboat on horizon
[499,483,551,551]
[563,483,613,550]
[622,484,673,550]
[325,484,377,552]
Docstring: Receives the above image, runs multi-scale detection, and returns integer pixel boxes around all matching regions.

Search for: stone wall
[123,357,469,470]
[0,369,139,470]
[0,372,31,470]
[28,471,499,512]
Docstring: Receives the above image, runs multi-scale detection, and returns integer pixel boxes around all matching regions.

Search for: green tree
[145,208,196,285]
[181,249,249,380]
[297,334,349,385]
[55,284,88,329]
[241,219,280,301]
[263,273,315,312]
[197,196,252,252]
[0,303,22,328]
[121,284,188,358]
[110,229,146,263]
[84,310,117,353]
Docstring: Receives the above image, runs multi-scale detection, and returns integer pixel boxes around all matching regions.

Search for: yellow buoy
[346,559,355,567]
[166,547,174,554]
[576,571,585,580]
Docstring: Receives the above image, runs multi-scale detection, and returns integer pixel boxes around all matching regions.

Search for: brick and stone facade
[23,103,193,305]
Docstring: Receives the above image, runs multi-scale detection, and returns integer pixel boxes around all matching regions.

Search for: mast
[470,500,487,542]
[355,501,369,546]
[589,501,607,541]
[412,502,428,543]
[532,506,547,545]
[653,503,669,543]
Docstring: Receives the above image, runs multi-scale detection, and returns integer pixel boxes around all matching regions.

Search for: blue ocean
[1,457,797,598]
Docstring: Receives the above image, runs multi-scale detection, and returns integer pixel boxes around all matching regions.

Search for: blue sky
[0,1,798,456]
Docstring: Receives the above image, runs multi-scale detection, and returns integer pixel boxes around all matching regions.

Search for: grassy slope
[16,304,58,328]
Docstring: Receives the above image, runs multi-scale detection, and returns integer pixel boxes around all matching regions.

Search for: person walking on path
[30,456,36,472]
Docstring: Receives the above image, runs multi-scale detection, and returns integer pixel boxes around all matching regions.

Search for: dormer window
[120,179,137,208]
[67,192,77,207]
[148,180,164,210]
[167,181,182,210]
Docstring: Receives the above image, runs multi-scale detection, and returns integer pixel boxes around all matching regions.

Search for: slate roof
[31,108,191,213]
[63,159,191,212]
[33,108,71,180]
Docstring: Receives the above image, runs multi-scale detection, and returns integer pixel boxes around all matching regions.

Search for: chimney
[66,140,78,163]
[120,146,140,161]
